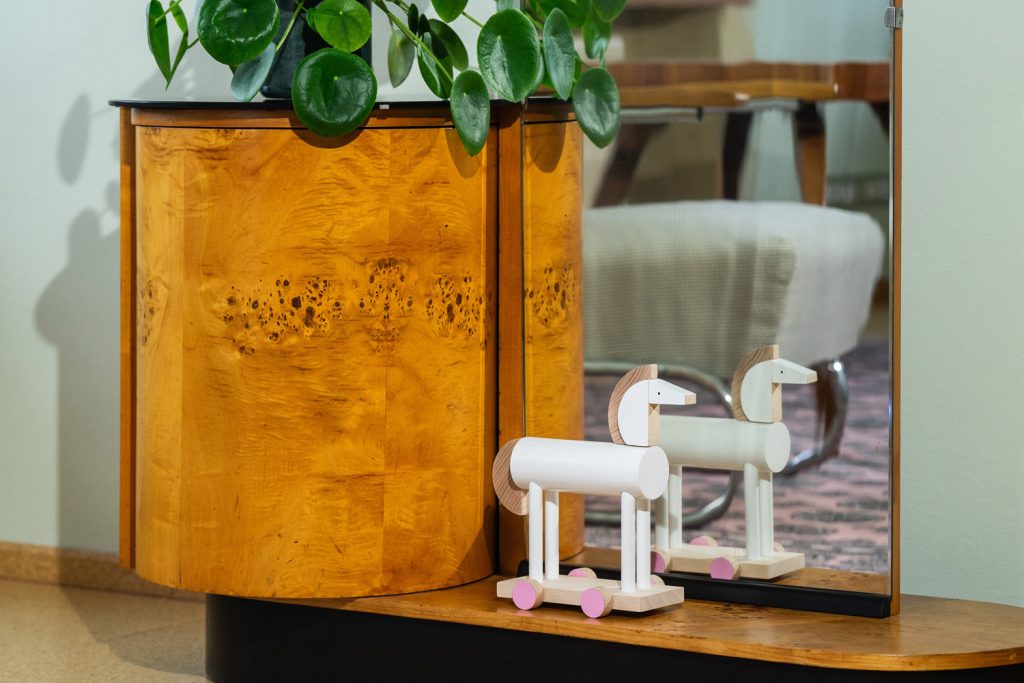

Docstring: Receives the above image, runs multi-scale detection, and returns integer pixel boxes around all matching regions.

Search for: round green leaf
[542,8,575,100]
[583,8,611,60]
[197,0,280,65]
[478,9,544,103]
[428,19,468,71]
[292,49,377,137]
[308,0,372,53]
[572,67,620,148]
[432,0,468,23]
[451,70,491,156]
[388,29,415,87]
[231,44,276,101]
[591,0,627,23]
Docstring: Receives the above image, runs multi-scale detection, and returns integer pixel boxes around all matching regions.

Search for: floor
[0,578,205,682]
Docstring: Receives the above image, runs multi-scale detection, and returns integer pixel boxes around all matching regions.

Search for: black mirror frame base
[541,560,892,618]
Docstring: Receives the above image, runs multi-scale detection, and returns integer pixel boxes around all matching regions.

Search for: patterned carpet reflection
[583,341,890,574]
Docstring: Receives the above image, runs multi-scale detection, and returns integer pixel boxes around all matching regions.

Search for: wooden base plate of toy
[653,536,805,581]
[497,570,684,618]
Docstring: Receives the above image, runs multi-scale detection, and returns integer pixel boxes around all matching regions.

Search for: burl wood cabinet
[117,101,584,598]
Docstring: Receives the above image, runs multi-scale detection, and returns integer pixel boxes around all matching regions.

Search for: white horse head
[609,365,696,447]
[731,346,817,424]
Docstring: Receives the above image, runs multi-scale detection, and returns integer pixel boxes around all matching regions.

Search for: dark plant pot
[262,0,373,99]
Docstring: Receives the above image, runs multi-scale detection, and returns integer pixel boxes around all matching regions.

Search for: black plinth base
[206,595,1023,682]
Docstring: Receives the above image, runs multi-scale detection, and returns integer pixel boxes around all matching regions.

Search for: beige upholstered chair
[583,199,885,523]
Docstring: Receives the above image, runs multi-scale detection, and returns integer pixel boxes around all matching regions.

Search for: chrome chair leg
[781,357,848,475]
[584,356,850,529]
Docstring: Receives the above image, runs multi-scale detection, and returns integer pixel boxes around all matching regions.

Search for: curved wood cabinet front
[121,103,584,598]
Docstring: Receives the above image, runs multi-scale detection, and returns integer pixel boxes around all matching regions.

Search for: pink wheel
[511,579,543,610]
[709,556,739,580]
[568,567,597,578]
[580,587,612,618]
[650,551,668,574]
[690,535,717,546]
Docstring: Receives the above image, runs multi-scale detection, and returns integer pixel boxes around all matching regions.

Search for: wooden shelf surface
[275,576,1024,672]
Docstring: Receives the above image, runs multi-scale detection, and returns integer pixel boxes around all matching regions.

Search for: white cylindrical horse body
[660,416,791,474]
[510,437,669,500]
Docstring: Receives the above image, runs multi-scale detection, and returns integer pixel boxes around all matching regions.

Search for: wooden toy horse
[492,365,693,617]
[614,346,816,581]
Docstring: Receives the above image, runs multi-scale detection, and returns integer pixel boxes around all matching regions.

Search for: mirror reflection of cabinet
[554,0,900,615]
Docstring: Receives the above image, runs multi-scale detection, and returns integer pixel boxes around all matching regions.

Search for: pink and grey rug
[583,341,891,574]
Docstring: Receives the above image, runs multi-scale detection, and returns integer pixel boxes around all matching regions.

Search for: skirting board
[0,541,200,601]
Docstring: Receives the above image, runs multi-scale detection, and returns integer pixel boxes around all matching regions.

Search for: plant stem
[524,11,543,30]
[374,0,454,86]
[462,11,484,28]
[155,0,183,23]
[276,0,306,52]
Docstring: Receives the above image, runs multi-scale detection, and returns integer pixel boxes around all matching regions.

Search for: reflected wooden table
[598,60,891,206]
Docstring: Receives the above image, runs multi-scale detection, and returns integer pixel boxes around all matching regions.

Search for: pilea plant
[147,0,622,155]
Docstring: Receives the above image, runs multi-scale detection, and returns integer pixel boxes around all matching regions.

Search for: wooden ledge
[275,576,1024,672]
[122,101,573,130]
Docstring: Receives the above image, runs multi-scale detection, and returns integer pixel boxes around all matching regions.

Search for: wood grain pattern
[496,105,529,576]
[281,578,1024,672]
[493,438,526,515]
[134,121,497,597]
[523,116,586,561]
[731,345,779,422]
[132,107,453,130]
[608,364,658,445]
[119,108,137,570]
[890,0,903,616]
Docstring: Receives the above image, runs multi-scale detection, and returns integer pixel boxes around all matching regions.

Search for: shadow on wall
[33,65,221,678]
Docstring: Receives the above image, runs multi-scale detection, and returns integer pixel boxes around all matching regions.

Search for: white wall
[900,0,1024,607]
[0,1,223,553]
[4,0,1024,611]
[0,0,481,554]
[743,0,890,201]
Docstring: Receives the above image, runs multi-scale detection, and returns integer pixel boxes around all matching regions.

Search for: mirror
[557,0,894,610]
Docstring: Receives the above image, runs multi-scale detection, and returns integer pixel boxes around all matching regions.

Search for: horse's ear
[608,364,658,444]
[731,346,779,422]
